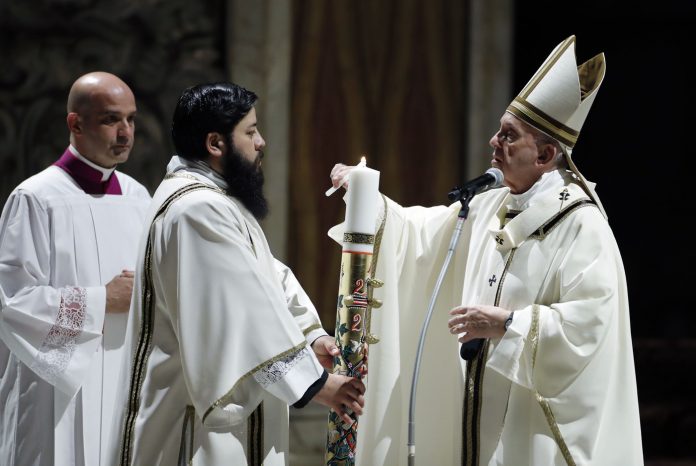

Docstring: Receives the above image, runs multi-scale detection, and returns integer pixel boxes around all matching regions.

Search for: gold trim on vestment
[529,304,576,466]
[247,402,264,466]
[462,193,592,465]
[303,323,322,336]
[119,182,220,466]
[494,249,516,306]
[365,194,388,341]
[462,248,516,465]
[203,341,308,422]
[529,199,596,240]
[530,305,540,368]
[165,172,206,182]
[177,405,195,466]
[462,344,487,466]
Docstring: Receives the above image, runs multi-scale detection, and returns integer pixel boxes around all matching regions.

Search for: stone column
[466,0,513,178]
[227,0,292,260]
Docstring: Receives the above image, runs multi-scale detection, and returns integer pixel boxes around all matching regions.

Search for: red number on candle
[351,314,362,331]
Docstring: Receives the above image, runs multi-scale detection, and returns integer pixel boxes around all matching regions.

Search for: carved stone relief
[0,0,226,200]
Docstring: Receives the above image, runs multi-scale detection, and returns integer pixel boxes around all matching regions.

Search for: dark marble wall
[0,0,227,201]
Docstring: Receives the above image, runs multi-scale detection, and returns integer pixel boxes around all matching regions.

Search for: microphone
[450,167,504,361]
[448,168,504,202]
[460,339,484,360]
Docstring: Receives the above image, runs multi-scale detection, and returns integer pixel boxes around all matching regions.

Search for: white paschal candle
[343,163,380,253]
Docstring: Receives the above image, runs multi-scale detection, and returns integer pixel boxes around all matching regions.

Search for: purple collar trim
[53,148,122,195]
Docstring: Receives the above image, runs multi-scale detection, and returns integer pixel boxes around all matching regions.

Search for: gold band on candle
[343,233,375,245]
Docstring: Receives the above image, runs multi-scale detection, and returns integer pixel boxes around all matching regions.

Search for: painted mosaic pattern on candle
[326,251,373,465]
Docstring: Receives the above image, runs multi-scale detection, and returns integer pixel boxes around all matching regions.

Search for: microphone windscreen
[460,339,484,360]
[485,167,504,188]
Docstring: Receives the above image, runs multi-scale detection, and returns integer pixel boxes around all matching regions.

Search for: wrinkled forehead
[501,111,535,133]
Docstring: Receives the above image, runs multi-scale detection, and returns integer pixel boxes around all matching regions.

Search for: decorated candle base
[325,234,382,466]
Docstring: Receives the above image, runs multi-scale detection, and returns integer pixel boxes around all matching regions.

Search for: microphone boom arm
[407,194,473,465]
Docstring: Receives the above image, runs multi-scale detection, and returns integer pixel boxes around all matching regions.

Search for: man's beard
[222,141,268,220]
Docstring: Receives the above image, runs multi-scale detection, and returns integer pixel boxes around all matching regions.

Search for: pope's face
[489,113,546,194]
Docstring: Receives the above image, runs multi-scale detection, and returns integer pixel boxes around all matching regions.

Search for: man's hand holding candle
[326,156,367,196]
[329,163,354,191]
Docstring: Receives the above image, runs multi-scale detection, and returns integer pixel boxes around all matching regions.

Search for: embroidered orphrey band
[303,323,322,336]
[119,183,219,466]
[177,405,195,466]
[365,194,389,340]
[247,402,264,466]
[343,232,375,245]
[462,344,488,466]
[530,199,596,239]
[461,196,587,465]
[529,304,576,466]
[462,248,516,465]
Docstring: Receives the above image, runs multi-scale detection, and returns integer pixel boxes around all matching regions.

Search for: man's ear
[536,143,557,167]
[205,132,225,159]
[67,112,81,134]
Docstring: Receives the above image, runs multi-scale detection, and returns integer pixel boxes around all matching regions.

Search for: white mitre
[507,35,608,218]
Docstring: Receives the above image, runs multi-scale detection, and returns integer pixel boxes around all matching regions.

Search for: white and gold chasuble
[113,157,326,466]
[329,169,643,465]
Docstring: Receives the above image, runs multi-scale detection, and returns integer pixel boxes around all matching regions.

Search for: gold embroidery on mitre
[506,35,606,151]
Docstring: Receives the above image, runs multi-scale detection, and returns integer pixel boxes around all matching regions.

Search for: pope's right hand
[330,163,354,191]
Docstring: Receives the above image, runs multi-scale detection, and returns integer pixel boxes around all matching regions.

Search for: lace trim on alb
[253,346,311,388]
[30,287,87,384]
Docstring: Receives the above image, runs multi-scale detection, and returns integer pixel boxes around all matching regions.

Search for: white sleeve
[168,197,323,427]
[273,258,327,345]
[0,190,105,397]
[488,208,623,396]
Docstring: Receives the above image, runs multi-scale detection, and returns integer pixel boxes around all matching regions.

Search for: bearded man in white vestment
[328,35,643,466]
[112,82,366,466]
[0,72,151,466]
